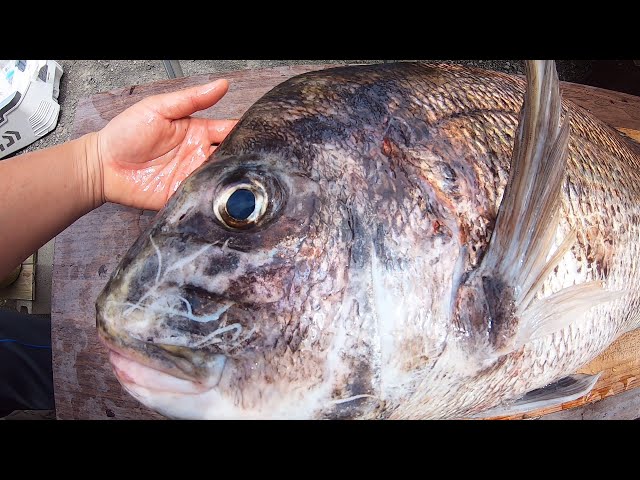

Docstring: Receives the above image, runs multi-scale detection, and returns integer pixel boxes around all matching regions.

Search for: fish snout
[96,277,231,389]
[97,304,227,389]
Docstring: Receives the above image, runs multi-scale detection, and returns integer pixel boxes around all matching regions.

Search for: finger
[146,79,229,120]
[207,119,238,144]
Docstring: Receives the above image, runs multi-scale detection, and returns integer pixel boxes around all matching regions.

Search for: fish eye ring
[214,181,268,229]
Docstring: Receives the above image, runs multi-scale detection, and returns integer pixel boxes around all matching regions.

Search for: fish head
[96,146,379,419]
[97,65,468,419]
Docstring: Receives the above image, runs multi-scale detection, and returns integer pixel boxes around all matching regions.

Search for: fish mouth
[109,350,215,396]
[98,327,227,396]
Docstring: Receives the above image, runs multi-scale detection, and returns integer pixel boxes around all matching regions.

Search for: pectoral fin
[452,60,621,355]
[471,373,601,419]
[484,59,571,295]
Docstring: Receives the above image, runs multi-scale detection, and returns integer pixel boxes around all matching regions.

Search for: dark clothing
[0,308,54,417]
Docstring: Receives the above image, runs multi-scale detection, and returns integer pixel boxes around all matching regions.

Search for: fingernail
[200,79,226,96]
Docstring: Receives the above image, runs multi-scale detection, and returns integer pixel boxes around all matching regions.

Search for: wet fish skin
[96,62,640,419]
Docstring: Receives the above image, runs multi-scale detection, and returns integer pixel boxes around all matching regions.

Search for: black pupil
[226,189,256,221]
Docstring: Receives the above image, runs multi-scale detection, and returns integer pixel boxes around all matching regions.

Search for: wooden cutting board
[51,63,640,420]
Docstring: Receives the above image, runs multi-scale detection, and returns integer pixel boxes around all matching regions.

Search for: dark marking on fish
[385,116,432,148]
[205,254,240,277]
[98,264,108,277]
[175,211,216,238]
[329,395,372,419]
[482,275,516,348]
[328,361,376,419]
[344,207,369,268]
[373,224,386,259]
[346,361,375,398]
[226,259,295,305]
[289,114,352,146]
[180,285,228,317]
[125,249,160,302]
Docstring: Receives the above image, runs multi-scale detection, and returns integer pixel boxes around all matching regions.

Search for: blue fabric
[0,308,54,415]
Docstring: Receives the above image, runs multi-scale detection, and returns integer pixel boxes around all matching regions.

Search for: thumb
[145,79,229,119]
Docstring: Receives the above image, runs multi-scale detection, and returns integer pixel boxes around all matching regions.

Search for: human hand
[94,79,236,211]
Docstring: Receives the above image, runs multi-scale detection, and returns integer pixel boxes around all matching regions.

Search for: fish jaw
[108,348,223,396]
[105,346,330,420]
[94,231,373,420]
[97,306,292,420]
[99,327,364,420]
[97,314,234,419]
[105,347,246,420]
[97,305,229,387]
[106,351,287,420]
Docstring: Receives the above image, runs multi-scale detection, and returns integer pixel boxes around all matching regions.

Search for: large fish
[96,60,640,419]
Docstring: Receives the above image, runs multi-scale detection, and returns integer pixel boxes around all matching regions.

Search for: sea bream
[95,60,640,419]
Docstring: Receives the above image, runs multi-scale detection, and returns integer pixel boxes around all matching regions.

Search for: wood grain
[52,63,640,420]
[560,83,640,131]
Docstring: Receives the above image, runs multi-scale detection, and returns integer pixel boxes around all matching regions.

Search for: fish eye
[227,189,255,220]
[214,181,268,229]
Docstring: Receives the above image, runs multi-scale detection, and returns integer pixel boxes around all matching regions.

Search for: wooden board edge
[616,127,640,143]
[70,96,93,140]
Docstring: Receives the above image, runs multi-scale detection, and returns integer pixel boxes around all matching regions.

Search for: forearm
[0,133,103,279]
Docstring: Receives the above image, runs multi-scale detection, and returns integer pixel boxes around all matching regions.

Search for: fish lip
[98,334,192,382]
[100,335,226,396]
[107,349,214,396]
[97,328,218,389]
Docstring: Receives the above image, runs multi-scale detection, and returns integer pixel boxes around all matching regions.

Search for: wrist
[74,131,105,210]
